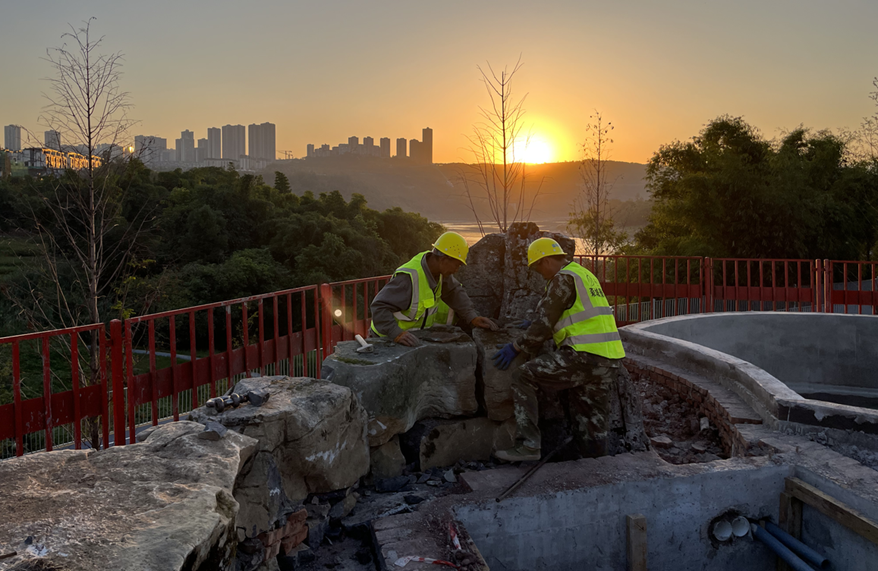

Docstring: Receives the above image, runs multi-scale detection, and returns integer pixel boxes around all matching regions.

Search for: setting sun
[517,136,554,164]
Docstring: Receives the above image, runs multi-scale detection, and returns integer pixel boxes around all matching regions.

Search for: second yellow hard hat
[527,237,565,266]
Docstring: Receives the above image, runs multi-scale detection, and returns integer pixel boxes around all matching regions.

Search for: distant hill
[264,158,648,224]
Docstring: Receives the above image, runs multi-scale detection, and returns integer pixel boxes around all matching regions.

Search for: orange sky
[2,1,877,164]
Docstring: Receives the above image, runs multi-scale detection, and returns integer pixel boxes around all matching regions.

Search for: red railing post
[70,332,81,449]
[110,319,125,448]
[125,320,137,447]
[12,340,23,456]
[823,259,831,313]
[42,336,53,452]
[703,257,713,313]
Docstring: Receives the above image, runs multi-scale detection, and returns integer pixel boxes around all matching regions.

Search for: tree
[461,57,542,233]
[274,171,291,193]
[635,116,878,260]
[4,19,139,449]
[567,111,627,256]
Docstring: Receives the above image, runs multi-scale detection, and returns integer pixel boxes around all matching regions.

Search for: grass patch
[0,235,40,281]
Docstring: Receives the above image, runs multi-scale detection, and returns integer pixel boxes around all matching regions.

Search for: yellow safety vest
[433,300,456,326]
[551,262,625,359]
[370,252,442,337]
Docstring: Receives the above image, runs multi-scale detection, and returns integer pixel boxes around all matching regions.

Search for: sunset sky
[1,0,877,164]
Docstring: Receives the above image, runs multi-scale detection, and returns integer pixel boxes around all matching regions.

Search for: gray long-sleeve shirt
[370,253,479,339]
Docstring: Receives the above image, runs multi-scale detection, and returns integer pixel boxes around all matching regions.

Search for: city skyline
[1,1,877,165]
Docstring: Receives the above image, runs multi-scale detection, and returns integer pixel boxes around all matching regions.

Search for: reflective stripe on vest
[551,262,625,359]
[434,301,456,326]
[370,252,441,337]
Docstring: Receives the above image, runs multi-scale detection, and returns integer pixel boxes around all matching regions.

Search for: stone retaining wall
[625,356,762,457]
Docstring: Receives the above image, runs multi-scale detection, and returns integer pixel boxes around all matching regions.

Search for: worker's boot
[493,444,541,462]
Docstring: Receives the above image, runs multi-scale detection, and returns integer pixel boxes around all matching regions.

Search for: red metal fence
[2,257,877,458]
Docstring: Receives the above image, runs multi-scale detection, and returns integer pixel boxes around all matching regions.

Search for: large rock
[454,224,576,322]
[234,450,296,538]
[499,222,577,320]
[455,233,506,319]
[473,326,529,420]
[370,436,407,480]
[189,376,370,507]
[0,421,256,571]
[321,326,478,447]
[417,417,516,470]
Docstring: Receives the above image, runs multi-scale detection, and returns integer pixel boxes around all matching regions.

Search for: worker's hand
[491,343,520,370]
[394,331,421,347]
[512,319,532,330]
[471,316,499,331]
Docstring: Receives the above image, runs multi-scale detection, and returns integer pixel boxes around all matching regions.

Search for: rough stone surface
[370,436,407,480]
[233,450,296,538]
[189,376,369,507]
[0,421,256,571]
[454,224,576,322]
[606,364,652,455]
[498,222,577,320]
[417,417,516,471]
[473,327,529,420]
[321,327,478,446]
[455,233,506,319]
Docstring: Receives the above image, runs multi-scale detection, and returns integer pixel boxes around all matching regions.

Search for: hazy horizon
[2,1,877,165]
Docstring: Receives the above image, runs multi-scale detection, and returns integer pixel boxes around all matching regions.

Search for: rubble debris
[635,376,727,464]
[374,475,412,494]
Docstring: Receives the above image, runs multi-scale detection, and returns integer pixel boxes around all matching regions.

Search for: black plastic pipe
[751,524,815,571]
[765,521,829,569]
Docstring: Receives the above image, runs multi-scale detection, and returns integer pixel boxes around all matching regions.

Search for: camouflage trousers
[511,348,620,457]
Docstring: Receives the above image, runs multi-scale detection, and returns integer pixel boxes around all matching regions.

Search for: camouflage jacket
[515,272,577,355]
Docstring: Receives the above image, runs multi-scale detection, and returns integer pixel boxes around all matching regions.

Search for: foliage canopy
[635,116,878,260]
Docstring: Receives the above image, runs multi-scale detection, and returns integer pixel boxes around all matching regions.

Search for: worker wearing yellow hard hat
[491,236,625,462]
[370,231,498,346]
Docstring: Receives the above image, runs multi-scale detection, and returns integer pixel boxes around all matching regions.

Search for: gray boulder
[473,326,529,421]
[0,421,256,571]
[455,233,506,319]
[321,326,478,447]
[499,222,577,320]
[453,224,576,322]
[189,376,370,505]
[417,417,516,470]
[370,436,407,480]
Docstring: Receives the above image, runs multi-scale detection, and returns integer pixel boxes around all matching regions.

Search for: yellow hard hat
[527,237,565,266]
[432,231,469,265]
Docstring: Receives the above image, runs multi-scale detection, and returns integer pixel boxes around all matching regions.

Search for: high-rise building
[348,136,359,154]
[44,130,61,150]
[410,139,422,163]
[422,127,433,164]
[396,138,407,158]
[134,135,167,165]
[207,127,221,159]
[307,144,315,158]
[196,138,208,163]
[380,137,391,158]
[4,125,21,151]
[176,130,195,163]
[248,122,276,161]
[222,124,246,161]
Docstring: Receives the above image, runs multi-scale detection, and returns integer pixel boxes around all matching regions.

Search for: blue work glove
[491,343,520,371]
[512,319,532,330]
